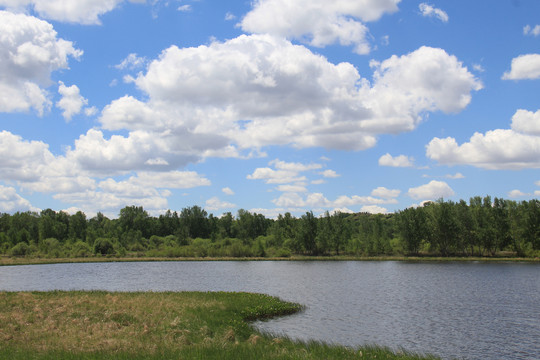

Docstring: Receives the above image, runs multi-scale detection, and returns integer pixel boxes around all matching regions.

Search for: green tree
[297,211,318,254]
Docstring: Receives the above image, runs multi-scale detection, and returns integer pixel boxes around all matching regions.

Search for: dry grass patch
[0,291,226,354]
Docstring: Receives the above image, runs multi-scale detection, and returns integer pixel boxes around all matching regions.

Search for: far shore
[1,254,538,266]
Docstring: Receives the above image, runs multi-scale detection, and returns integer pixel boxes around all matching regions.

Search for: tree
[69,211,87,241]
[298,211,318,254]
[180,206,209,239]
[118,206,150,240]
[398,207,427,255]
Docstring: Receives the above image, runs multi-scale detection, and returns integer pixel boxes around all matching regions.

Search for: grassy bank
[0,291,439,360]
[1,254,538,266]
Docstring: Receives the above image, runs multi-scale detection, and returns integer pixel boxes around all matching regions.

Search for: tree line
[1,196,539,259]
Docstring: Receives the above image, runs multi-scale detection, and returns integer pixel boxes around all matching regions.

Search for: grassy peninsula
[0,291,439,360]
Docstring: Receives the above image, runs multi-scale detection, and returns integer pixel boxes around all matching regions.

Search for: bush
[94,238,114,255]
[71,240,92,258]
[41,238,62,257]
[9,242,29,257]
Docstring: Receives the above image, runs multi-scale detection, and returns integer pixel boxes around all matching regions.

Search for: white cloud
[271,191,396,210]
[508,189,528,198]
[53,190,169,217]
[320,169,340,178]
[473,64,485,73]
[225,12,235,21]
[247,158,322,184]
[272,192,305,208]
[378,153,414,167]
[371,186,400,198]
[270,159,322,172]
[333,195,397,207]
[276,184,308,193]
[0,130,56,182]
[177,4,191,12]
[0,184,40,213]
[524,24,540,37]
[0,11,82,115]
[205,196,235,211]
[511,109,540,135]
[115,53,147,70]
[427,109,540,169]
[222,187,235,195]
[240,0,401,54]
[104,37,479,155]
[419,3,448,23]
[0,0,144,25]
[368,46,482,128]
[445,172,465,179]
[131,171,211,189]
[407,180,454,201]
[247,167,307,184]
[85,106,98,117]
[56,82,88,121]
[360,205,388,214]
[502,54,540,80]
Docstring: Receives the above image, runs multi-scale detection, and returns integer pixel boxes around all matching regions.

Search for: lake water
[0,261,538,360]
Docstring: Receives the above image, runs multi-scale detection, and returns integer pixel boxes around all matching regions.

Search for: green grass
[0,291,439,360]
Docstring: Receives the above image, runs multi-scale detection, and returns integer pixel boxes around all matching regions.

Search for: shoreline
[0,291,438,360]
[2,254,538,266]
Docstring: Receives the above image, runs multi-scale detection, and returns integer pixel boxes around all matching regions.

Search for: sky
[1,0,540,219]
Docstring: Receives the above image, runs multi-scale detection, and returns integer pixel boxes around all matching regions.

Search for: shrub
[93,238,114,255]
[9,242,29,257]
[41,238,62,257]
[71,240,92,258]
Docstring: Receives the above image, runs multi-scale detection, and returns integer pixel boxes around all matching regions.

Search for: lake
[0,260,538,360]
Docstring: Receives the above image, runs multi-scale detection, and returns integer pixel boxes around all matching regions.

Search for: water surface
[0,261,538,360]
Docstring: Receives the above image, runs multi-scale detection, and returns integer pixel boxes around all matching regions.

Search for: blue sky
[1,0,540,218]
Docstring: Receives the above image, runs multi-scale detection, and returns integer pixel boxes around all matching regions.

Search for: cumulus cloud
[0,184,40,212]
[524,25,540,37]
[360,205,388,214]
[0,129,213,213]
[240,0,401,54]
[508,189,528,198]
[50,171,210,215]
[378,153,414,167]
[0,0,144,25]
[205,197,236,211]
[222,187,235,195]
[320,170,340,178]
[511,109,540,135]
[407,180,454,201]
[115,53,147,70]
[56,82,89,121]
[371,186,400,198]
[0,11,82,115]
[100,37,480,160]
[419,3,448,23]
[0,130,56,182]
[502,54,540,80]
[427,109,540,170]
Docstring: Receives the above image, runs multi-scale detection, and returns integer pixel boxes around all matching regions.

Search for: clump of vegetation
[0,291,439,360]
[1,196,539,263]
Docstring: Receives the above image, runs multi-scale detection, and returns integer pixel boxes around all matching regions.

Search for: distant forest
[1,196,539,259]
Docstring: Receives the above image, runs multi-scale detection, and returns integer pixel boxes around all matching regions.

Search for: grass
[0,291,440,360]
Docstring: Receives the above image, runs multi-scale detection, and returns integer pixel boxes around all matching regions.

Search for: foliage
[1,196,540,260]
